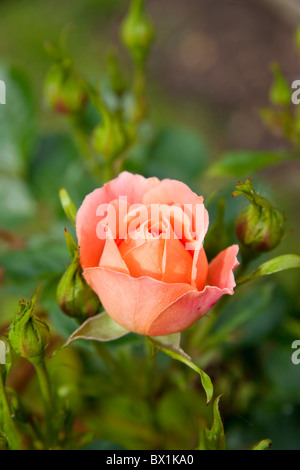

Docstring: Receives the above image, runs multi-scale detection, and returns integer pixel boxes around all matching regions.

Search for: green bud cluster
[233,179,285,258]
[44,61,86,115]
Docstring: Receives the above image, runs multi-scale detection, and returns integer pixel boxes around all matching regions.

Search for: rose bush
[76,172,239,336]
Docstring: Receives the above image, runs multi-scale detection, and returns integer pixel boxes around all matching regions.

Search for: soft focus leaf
[149,335,213,405]
[0,64,36,176]
[0,174,36,227]
[126,127,209,186]
[209,283,285,350]
[29,134,95,213]
[197,396,225,450]
[252,438,272,450]
[64,312,129,346]
[204,198,229,262]
[238,254,300,285]
[208,150,287,177]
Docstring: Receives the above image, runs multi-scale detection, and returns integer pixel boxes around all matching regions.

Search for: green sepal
[64,311,129,346]
[64,228,78,259]
[59,188,77,227]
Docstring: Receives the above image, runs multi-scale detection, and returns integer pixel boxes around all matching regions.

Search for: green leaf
[149,335,213,405]
[197,396,225,450]
[207,150,287,177]
[252,439,272,450]
[269,63,291,106]
[64,312,129,346]
[238,254,300,285]
[59,188,77,226]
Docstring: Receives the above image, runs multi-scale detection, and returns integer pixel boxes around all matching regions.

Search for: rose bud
[121,0,154,65]
[76,172,239,336]
[57,255,101,323]
[233,178,285,257]
[92,113,129,161]
[8,285,50,361]
[44,61,86,115]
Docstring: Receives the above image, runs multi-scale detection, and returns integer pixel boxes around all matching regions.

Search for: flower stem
[31,358,54,448]
[0,372,26,449]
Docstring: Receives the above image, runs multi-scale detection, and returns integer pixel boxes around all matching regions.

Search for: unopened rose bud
[57,253,101,323]
[92,114,129,160]
[8,285,50,361]
[233,178,285,257]
[121,0,154,65]
[44,61,86,115]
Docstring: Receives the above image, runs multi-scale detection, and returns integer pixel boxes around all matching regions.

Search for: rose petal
[162,230,193,285]
[143,179,209,244]
[119,237,165,281]
[76,172,160,269]
[108,171,160,205]
[148,284,234,336]
[83,267,195,334]
[207,244,240,292]
[99,238,129,275]
[191,246,208,291]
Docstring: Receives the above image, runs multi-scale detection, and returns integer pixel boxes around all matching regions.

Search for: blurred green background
[1,0,300,450]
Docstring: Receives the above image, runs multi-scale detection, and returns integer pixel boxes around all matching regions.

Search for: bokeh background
[1,0,300,450]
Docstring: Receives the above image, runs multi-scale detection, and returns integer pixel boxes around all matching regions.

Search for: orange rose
[76,172,239,336]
